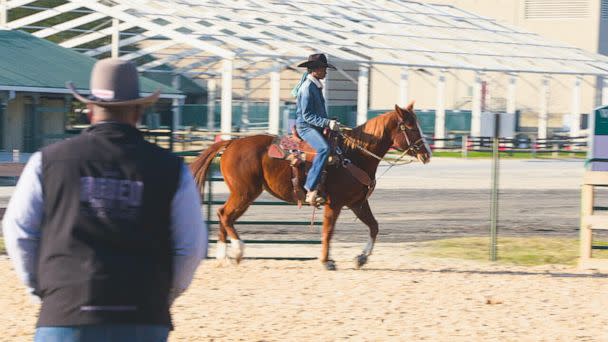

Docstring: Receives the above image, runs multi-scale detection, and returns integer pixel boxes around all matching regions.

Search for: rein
[338,121,424,166]
[338,120,426,181]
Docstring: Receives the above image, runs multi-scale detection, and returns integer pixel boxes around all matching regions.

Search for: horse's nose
[417,152,431,164]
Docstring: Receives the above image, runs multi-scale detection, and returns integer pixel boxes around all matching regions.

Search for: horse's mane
[343,110,399,150]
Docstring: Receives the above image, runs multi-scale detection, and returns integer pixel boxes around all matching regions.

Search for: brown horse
[190,102,431,270]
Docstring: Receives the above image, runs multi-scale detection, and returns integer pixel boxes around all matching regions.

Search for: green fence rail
[203,174,322,259]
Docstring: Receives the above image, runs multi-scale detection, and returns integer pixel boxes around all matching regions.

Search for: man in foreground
[2,58,207,341]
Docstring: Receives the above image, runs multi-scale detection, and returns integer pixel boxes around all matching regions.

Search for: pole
[207,79,216,130]
[0,0,7,28]
[538,77,549,140]
[399,67,409,106]
[242,78,250,132]
[356,64,369,125]
[221,59,233,140]
[268,63,281,135]
[111,18,120,58]
[471,72,482,138]
[462,135,468,159]
[570,76,582,138]
[434,70,446,149]
[489,112,500,261]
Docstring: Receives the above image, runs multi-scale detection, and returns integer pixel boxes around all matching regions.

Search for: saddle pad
[268,144,287,159]
[280,135,302,152]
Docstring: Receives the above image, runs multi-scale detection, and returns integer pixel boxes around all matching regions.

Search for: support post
[356,64,369,126]
[602,77,608,106]
[221,59,233,140]
[399,67,409,106]
[242,78,250,131]
[0,0,7,28]
[580,183,593,262]
[471,72,482,138]
[322,55,330,114]
[538,76,549,141]
[489,113,500,262]
[111,18,120,58]
[570,76,582,138]
[172,75,181,130]
[207,79,216,130]
[434,70,446,149]
[268,63,281,135]
[507,73,517,115]
[461,135,468,159]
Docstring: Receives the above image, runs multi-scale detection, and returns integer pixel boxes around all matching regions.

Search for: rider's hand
[329,120,340,131]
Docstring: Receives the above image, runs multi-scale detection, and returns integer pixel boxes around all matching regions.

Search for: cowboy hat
[67,58,159,106]
[297,53,336,70]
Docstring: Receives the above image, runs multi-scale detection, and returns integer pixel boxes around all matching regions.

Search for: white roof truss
[3,0,607,80]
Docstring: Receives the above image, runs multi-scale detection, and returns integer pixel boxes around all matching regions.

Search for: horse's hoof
[324,260,337,271]
[355,254,368,269]
[214,258,230,268]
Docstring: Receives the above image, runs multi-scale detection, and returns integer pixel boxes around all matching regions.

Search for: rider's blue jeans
[34,325,170,342]
[296,126,329,191]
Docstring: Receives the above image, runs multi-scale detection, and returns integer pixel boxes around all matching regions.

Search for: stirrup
[306,190,325,207]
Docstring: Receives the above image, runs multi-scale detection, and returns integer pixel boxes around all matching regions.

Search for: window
[602,0,608,20]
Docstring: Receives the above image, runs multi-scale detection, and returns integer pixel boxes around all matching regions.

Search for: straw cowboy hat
[297,53,336,69]
[67,58,160,106]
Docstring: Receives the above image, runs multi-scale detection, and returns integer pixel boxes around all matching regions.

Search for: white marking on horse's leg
[215,241,227,260]
[362,237,375,256]
[230,239,245,260]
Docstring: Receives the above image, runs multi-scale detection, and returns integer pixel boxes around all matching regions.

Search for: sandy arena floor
[1,243,607,342]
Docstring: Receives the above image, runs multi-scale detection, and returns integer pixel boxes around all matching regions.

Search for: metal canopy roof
[0,29,182,97]
[3,0,608,79]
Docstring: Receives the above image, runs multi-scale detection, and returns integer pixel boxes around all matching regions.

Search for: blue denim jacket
[296,79,329,130]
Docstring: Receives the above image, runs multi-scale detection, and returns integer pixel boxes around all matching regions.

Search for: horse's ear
[394,104,403,115]
[405,100,415,112]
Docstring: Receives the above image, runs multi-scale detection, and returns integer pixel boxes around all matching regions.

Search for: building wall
[5,94,25,152]
[2,94,68,152]
[366,0,606,133]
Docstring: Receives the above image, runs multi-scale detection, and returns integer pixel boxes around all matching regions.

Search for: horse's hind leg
[217,188,261,263]
[320,203,342,271]
[350,200,379,269]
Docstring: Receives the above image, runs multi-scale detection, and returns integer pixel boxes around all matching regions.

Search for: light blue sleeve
[2,151,43,300]
[168,162,208,303]
[299,83,330,128]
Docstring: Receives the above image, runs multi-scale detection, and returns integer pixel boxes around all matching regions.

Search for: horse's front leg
[320,203,342,271]
[350,200,378,269]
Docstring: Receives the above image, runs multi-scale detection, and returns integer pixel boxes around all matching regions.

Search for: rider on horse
[293,53,341,205]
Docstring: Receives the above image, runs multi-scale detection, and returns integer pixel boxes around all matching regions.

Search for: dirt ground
[2,158,606,341]
[1,244,607,342]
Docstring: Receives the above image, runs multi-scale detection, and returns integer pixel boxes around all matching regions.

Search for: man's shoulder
[140,140,181,162]
[40,133,88,156]
[301,80,320,96]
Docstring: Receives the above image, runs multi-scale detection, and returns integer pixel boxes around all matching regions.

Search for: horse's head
[391,101,431,164]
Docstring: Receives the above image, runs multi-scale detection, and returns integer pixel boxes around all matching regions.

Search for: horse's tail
[190,139,233,194]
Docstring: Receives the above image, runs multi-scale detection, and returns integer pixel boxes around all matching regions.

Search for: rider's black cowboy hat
[297,53,336,70]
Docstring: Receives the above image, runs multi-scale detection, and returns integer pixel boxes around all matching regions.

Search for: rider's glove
[328,119,340,131]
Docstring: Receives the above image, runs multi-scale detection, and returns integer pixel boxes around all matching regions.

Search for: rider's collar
[307,74,323,89]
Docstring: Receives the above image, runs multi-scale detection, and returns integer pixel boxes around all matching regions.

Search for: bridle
[338,119,426,166]
[395,120,426,155]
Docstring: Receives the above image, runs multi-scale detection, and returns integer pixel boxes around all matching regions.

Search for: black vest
[37,122,181,327]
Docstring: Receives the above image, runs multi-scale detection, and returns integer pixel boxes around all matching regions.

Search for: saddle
[268,127,374,206]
